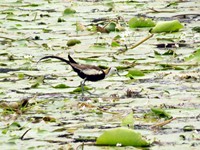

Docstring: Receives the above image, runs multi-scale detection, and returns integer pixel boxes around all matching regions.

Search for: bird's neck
[104,68,112,78]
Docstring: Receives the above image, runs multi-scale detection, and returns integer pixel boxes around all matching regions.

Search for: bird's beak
[116,72,120,77]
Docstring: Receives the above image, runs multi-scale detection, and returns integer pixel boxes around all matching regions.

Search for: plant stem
[116,33,153,54]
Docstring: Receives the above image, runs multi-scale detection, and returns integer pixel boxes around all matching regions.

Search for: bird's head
[104,67,120,78]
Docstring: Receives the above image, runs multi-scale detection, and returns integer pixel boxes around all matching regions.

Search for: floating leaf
[9,122,21,130]
[37,128,48,134]
[105,22,116,32]
[113,35,121,40]
[158,64,184,70]
[166,1,178,7]
[57,17,65,22]
[43,28,52,33]
[96,127,150,147]
[154,50,177,56]
[31,82,40,88]
[2,122,21,134]
[53,84,70,89]
[43,116,56,122]
[163,50,177,56]
[111,35,122,47]
[18,73,24,79]
[111,41,120,47]
[128,17,155,28]
[126,69,144,79]
[192,26,200,33]
[63,8,76,15]
[154,50,161,55]
[151,107,172,119]
[150,20,183,33]
[121,112,134,128]
[22,3,40,7]
[36,76,45,84]
[67,39,81,47]
[116,66,132,71]
[183,125,195,132]
[70,86,92,94]
[2,129,8,134]
[185,49,200,62]
[105,22,124,32]
[53,127,66,132]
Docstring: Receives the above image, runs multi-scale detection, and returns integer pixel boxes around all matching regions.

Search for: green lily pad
[192,26,200,33]
[105,22,117,32]
[128,17,155,28]
[31,82,40,88]
[105,22,124,32]
[2,129,8,134]
[111,41,120,47]
[121,112,134,128]
[53,84,70,89]
[69,86,92,94]
[18,73,24,79]
[96,127,150,147]
[185,49,200,62]
[63,8,76,15]
[183,125,195,132]
[154,50,177,56]
[158,64,184,70]
[151,107,172,119]
[111,35,122,47]
[150,20,183,33]
[113,35,121,40]
[43,28,52,33]
[57,17,65,22]
[10,122,21,128]
[116,66,132,71]
[126,69,144,79]
[67,39,81,47]
[163,50,177,56]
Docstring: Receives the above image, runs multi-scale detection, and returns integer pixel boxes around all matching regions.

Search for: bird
[38,55,120,99]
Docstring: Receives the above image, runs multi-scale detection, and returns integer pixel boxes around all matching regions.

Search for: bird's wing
[82,68,103,75]
[71,63,104,75]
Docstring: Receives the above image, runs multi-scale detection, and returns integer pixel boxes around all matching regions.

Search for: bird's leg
[80,78,86,97]
[80,79,100,99]
[80,79,98,100]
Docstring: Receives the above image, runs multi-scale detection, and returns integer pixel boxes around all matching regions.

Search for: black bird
[38,55,120,97]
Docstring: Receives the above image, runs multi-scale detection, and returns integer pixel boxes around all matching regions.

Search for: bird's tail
[68,55,77,64]
[38,55,70,65]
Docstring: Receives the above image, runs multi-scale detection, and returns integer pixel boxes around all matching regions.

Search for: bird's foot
[79,91,107,100]
[85,90,99,96]
[80,95,91,101]
[79,92,99,101]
